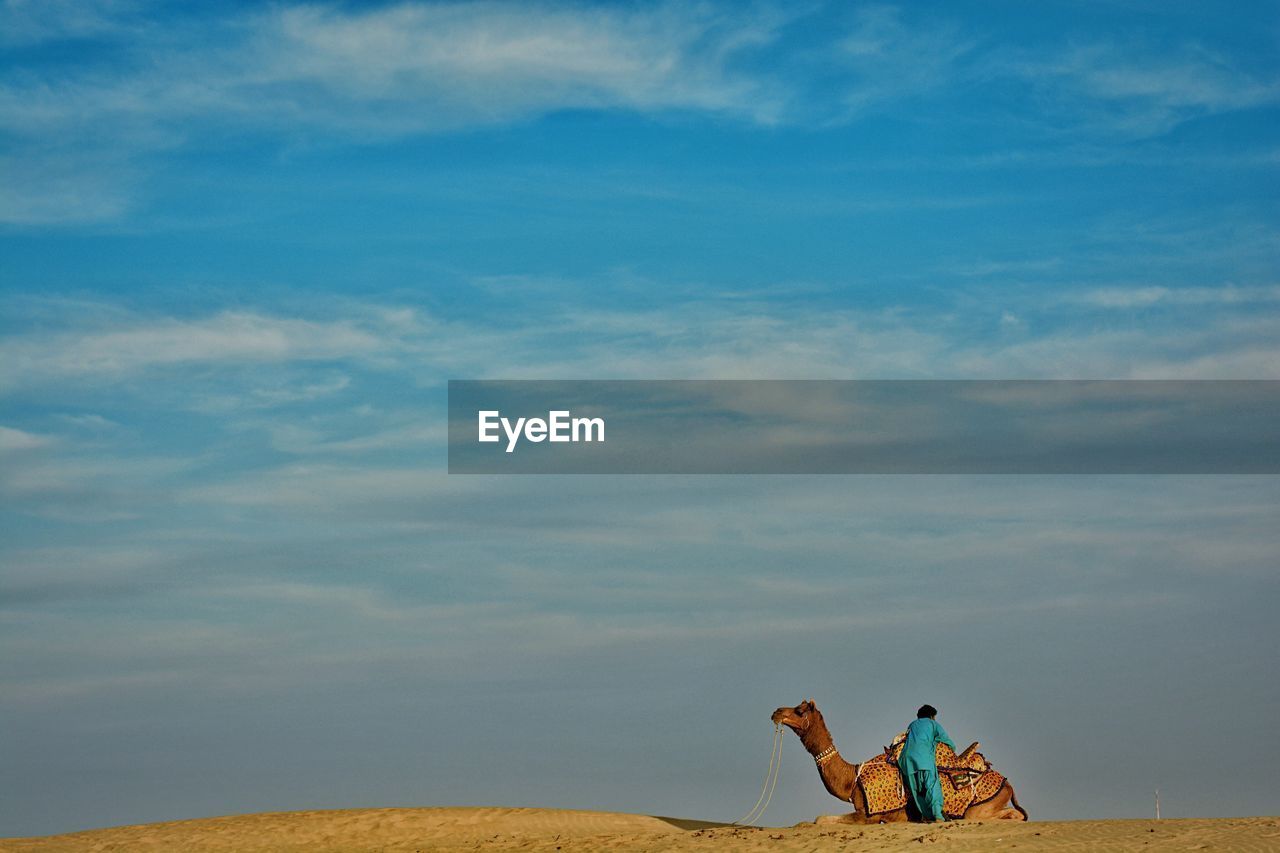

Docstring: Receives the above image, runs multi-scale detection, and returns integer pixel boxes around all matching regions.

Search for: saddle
[854,733,1008,817]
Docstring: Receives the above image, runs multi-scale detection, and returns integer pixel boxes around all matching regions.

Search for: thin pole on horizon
[1155,789,1161,820]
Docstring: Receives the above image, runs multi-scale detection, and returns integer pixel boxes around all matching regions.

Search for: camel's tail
[1009,786,1029,821]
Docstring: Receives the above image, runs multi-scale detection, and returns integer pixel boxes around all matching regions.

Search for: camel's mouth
[771,707,798,727]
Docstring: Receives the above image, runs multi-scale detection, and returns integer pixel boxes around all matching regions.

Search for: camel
[771,699,1027,824]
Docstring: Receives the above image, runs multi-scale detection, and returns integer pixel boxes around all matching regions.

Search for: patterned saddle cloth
[856,733,1007,817]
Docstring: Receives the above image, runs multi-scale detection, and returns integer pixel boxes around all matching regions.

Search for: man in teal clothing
[899,704,956,822]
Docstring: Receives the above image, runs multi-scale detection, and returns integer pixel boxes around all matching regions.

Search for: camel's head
[771,698,822,735]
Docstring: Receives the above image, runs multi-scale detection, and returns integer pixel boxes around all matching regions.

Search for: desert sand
[3,807,1280,852]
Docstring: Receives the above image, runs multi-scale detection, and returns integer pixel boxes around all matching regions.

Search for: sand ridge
[3,808,1279,852]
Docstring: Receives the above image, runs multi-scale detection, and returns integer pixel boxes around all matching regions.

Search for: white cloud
[5,474,1271,708]
[0,1,787,222]
[0,0,138,47]
[0,1,785,138]
[191,374,354,413]
[0,310,389,390]
[1074,285,1280,309]
[946,313,1280,379]
[3,2,1277,222]
[55,413,120,429]
[999,42,1280,137]
[0,150,133,225]
[0,425,51,451]
[4,280,1277,405]
[833,4,978,115]
[248,1,786,130]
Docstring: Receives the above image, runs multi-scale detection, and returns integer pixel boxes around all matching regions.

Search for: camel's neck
[799,719,859,805]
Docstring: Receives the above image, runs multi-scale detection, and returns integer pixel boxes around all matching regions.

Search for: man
[899,704,956,822]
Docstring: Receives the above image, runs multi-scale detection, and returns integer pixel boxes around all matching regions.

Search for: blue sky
[2,0,1279,836]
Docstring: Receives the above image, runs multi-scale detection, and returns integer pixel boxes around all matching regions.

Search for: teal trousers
[901,763,945,821]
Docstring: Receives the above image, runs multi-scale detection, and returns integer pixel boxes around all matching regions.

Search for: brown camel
[771,699,1028,824]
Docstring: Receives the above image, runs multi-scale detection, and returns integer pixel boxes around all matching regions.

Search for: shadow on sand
[651,816,734,831]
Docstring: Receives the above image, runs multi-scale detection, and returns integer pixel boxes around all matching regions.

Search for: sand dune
[3,807,1279,852]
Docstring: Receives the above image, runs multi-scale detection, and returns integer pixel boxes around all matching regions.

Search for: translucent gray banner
[447,380,1279,474]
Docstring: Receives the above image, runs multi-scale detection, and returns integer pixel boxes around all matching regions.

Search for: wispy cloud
[0,1,788,222]
[0,149,134,224]
[831,4,978,116]
[1074,284,1280,309]
[0,310,390,390]
[5,2,1276,223]
[0,2,787,135]
[4,474,1273,708]
[3,277,1278,404]
[250,1,788,130]
[0,0,139,47]
[997,41,1280,137]
[0,424,50,451]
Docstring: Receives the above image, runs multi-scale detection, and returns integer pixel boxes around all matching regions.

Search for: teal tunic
[898,717,956,821]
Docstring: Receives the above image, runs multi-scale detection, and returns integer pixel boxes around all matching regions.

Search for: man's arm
[934,721,957,751]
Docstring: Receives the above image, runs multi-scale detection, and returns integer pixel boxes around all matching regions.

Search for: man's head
[917,704,938,719]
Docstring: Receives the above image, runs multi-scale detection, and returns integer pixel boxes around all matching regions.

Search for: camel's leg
[1008,783,1029,819]
[814,813,868,825]
[963,785,1027,821]
[1002,786,1028,820]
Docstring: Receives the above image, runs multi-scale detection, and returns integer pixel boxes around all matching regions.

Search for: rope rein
[731,723,783,826]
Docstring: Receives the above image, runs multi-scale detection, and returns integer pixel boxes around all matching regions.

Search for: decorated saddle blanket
[855,733,1007,817]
